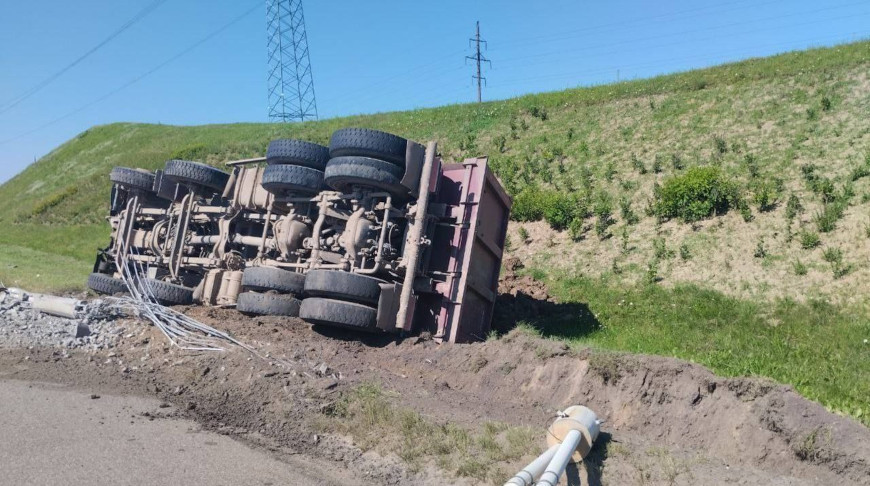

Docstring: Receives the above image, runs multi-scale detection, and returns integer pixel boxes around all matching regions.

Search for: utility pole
[465,21,490,103]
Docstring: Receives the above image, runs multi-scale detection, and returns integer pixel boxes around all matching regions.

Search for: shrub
[799,230,821,249]
[849,164,870,181]
[814,202,845,233]
[751,178,783,212]
[655,167,741,222]
[568,217,584,241]
[652,154,663,173]
[679,243,691,260]
[645,259,660,284]
[619,197,639,225]
[793,260,808,276]
[593,192,614,238]
[511,187,584,231]
[653,237,673,259]
[518,226,529,242]
[744,154,760,178]
[713,136,727,154]
[822,247,850,278]
[806,107,818,121]
[785,193,804,220]
[753,239,768,259]
[630,153,647,174]
[671,153,685,171]
[604,161,617,181]
[821,96,832,111]
[493,135,507,153]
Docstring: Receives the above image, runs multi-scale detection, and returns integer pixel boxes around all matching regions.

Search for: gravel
[0,294,127,350]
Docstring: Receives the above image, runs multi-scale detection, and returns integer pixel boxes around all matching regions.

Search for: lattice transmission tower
[266,0,317,121]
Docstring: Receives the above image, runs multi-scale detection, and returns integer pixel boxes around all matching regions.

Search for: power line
[0,3,260,146]
[465,21,491,103]
[0,0,169,116]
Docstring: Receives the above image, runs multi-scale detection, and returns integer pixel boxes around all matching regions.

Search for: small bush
[645,259,660,284]
[620,226,630,253]
[814,203,845,233]
[593,192,614,238]
[568,218,584,241]
[800,230,821,249]
[655,167,741,222]
[793,260,808,276]
[739,201,753,222]
[751,178,782,212]
[822,247,850,278]
[744,154,760,178]
[653,237,673,259]
[821,96,832,111]
[671,153,685,171]
[652,154,663,173]
[493,135,507,153]
[630,153,647,174]
[518,226,529,242]
[806,107,818,121]
[785,193,804,220]
[619,197,639,225]
[713,136,727,154]
[753,239,768,259]
[679,243,691,260]
[511,187,584,231]
[849,164,870,181]
[604,161,617,181]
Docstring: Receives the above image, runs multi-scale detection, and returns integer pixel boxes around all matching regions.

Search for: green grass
[0,244,92,293]
[517,268,870,426]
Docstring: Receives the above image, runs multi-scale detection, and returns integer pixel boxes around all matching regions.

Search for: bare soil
[1,287,867,486]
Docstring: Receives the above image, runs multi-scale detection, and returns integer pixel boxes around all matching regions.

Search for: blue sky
[0,0,867,183]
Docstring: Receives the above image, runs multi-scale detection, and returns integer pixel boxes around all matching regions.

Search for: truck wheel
[164,160,230,192]
[261,164,323,196]
[237,291,300,316]
[87,273,127,295]
[303,270,381,306]
[110,167,155,192]
[300,297,377,329]
[323,157,408,198]
[242,266,305,294]
[266,139,329,170]
[329,128,408,167]
[142,278,194,305]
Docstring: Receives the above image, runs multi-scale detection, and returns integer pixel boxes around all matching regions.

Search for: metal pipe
[503,444,560,486]
[395,141,436,329]
[535,429,582,486]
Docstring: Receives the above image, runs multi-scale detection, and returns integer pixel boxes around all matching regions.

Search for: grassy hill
[1,40,868,424]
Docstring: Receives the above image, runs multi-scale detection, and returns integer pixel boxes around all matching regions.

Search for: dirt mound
[2,300,867,485]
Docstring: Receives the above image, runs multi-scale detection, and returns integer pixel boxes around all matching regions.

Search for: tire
[110,167,155,192]
[303,270,382,306]
[261,164,323,196]
[242,266,305,294]
[266,139,329,171]
[142,278,194,306]
[164,160,230,192]
[237,291,300,316]
[324,156,407,197]
[87,273,127,295]
[300,297,378,329]
[329,128,408,167]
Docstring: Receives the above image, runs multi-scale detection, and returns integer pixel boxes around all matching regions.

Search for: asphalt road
[0,379,351,486]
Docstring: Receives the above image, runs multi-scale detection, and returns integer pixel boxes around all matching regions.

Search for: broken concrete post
[29,293,81,319]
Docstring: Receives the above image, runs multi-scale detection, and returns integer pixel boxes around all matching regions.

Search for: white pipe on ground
[503,444,560,486]
[535,428,583,486]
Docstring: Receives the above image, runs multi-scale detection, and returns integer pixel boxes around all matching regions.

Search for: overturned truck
[89,129,511,343]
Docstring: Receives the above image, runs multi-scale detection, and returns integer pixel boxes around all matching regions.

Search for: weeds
[793,259,808,276]
[679,242,691,260]
[619,196,639,225]
[785,193,804,220]
[653,237,673,259]
[631,152,647,174]
[753,239,768,259]
[799,230,821,249]
[518,226,529,242]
